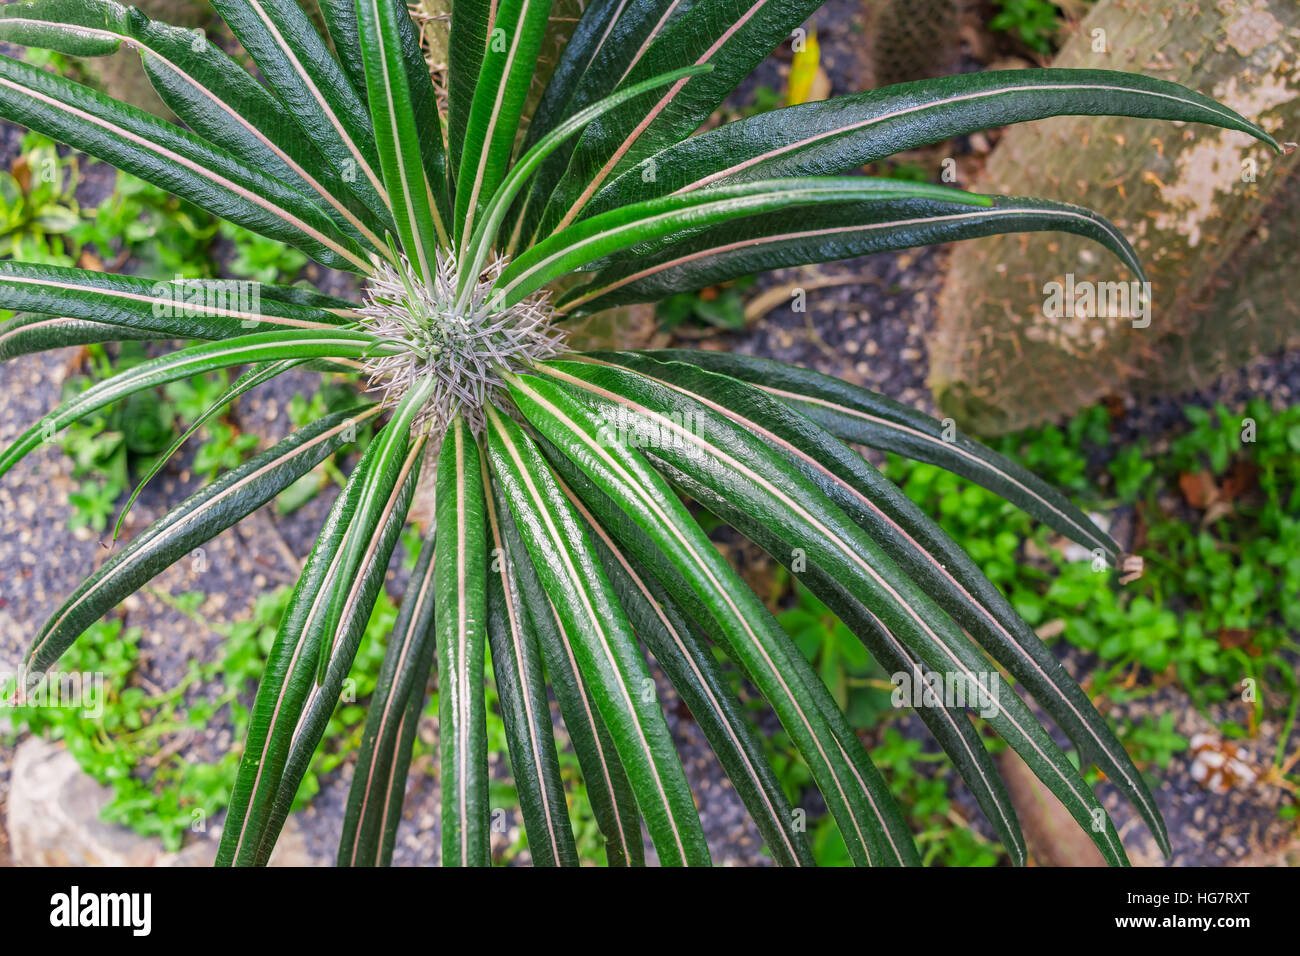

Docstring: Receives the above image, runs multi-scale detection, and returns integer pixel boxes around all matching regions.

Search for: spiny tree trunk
[929,0,1299,434]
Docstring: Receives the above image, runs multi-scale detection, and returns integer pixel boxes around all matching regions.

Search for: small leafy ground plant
[0,0,1281,866]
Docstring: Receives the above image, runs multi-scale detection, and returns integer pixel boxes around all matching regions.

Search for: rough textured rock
[929,0,1300,434]
[7,737,324,867]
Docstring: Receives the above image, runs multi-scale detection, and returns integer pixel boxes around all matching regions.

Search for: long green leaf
[613,447,1026,864]
[567,485,816,866]
[315,0,370,106]
[357,0,449,270]
[651,349,1123,561]
[492,476,645,866]
[111,359,304,546]
[0,53,370,272]
[447,0,497,185]
[433,415,491,865]
[0,0,394,251]
[255,437,425,865]
[597,350,1166,853]
[585,67,1282,215]
[316,377,434,681]
[483,462,579,866]
[485,405,709,866]
[537,0,823,238]
[508,0,695,247]
[558,194,1143,313]
[209,0,389,213]
[458,62,713,299]
[0,314,155,360]
[0,329,390,480]
[564,357,1029,861]
[217,427,423,865]
[21,408,374,685]
[499,178,993,307]
[454,0,554,248]
[0,262,346,341]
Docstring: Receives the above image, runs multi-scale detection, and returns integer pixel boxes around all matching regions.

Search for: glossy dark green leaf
[485,405,709,866]
[339,528,437,867]
[453,0,553,248]
[217,427,424,866]
[558,194,1143,313]
[491,470,645,866]
[500,178,991,307]
[598,350,1166,854]
[650,349,1124,561]
[0,314,155,360]
[432,415,491,866]
[586,67,1282,215]
[0,53,371,272]
[254,438,424,866]
[112,359,304,546]
[357,0,450,267]
[459,62,713,295]
[316,377,434,681]
[569,486,816,866]
[209,0,389,223]
[508,0,695,247]
[534,0,823,239]
[447,0,496,185]
[635,449,1026,864]
[315,0,370,106]
[0,262,346,342]
[0,329,390,480]
[483,462,579,866]
[0,0,394,250]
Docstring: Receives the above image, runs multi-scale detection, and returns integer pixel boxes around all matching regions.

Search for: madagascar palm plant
[0,0,1280,867]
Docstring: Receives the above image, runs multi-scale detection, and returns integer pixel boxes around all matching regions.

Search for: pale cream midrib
[453,422,472,864]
